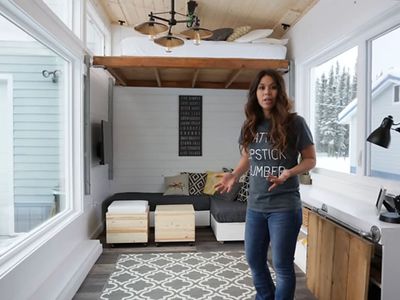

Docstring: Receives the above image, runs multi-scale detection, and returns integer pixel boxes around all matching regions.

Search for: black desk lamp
[367,115,400,223]
[367,115,400,148]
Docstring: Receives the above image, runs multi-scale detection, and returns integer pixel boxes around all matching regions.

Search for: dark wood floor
[73,227,316,300]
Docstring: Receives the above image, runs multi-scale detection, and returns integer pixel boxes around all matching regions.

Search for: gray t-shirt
[240,115,314,212]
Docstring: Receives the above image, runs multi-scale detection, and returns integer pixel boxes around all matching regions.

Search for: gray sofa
[103,192,247,241]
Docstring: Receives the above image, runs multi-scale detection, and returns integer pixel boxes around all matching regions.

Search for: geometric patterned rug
[100,251,276,300]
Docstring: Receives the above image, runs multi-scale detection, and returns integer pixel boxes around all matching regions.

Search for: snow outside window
[310,47,358,174]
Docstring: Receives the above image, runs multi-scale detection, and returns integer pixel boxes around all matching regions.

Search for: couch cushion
[104,192,210,214]
[213,182,243,202]
[108,200,148,213]
[210,196,247,222]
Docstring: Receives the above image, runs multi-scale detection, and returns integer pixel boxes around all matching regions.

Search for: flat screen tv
[97,120,111,165]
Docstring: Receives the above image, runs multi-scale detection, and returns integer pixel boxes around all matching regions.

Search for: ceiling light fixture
[134,0,212,51]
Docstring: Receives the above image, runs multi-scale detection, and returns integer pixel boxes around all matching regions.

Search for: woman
[215,69,316,300]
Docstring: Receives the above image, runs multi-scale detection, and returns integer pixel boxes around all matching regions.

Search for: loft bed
[92,36,290,90]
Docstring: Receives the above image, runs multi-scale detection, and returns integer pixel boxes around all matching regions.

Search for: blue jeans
[245,208,302,300]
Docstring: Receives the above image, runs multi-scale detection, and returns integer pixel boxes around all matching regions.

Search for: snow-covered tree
[314,62,357,157]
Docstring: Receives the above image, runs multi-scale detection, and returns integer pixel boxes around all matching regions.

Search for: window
[86,12,105,55]
[394,85,400,103]
[85,1,110,56]
[369,26,400,180]
[0,14,69,255]
[310,47,358,174]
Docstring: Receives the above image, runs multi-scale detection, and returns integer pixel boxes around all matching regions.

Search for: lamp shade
[134,21,168,35]
[180,28,213,39]
[367,115,394,148]
[154,35,184,49]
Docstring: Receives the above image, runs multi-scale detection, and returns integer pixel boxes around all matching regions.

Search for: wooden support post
[192,69,199,88]
[225,69,242,88]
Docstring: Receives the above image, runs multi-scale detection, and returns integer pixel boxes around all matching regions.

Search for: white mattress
[120,36,287,59]
[108,200,148,213]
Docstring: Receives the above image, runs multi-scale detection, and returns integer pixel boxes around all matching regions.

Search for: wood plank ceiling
[92,0,318,89]
[95,0,318,38]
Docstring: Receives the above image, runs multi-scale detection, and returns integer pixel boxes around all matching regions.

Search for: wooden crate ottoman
[106,200,149,244]
[155,204,195,243]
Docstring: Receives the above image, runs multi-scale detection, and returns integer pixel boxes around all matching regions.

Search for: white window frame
[85,0,111,56]
[86,12,105,55]
[39,0,85,40]
[0,74,14,236]
[0,0,84,276]
[41,0,73,29]
[299,6,400,186]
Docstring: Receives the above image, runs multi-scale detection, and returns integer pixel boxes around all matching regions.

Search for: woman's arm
[267,144,316,191]
[215,148,250,193]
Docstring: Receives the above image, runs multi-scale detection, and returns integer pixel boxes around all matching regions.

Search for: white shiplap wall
[112,87,247,193]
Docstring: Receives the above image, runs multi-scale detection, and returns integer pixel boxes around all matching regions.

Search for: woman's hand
[267,169,291,192]
[214,173,238,193]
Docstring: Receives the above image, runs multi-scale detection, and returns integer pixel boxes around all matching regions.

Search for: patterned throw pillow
[163,174,189,196]
[237,172,249,202]
[181,172,207,195]
[226,25,252,42]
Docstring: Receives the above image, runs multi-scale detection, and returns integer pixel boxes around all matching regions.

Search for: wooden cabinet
[306,211,373,300]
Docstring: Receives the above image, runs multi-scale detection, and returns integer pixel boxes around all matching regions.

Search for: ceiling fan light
[193,31,201,45]
[180,28,213,39]
[134,21,169,35]
[154,35,185,49]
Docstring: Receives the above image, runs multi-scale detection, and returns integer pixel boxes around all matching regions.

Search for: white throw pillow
[233,29,273,43]
[251,37,289,45]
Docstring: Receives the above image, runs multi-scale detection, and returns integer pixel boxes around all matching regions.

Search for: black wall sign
[179,95,202,156]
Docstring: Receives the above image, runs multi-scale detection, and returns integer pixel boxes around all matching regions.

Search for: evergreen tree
[351,72,358,100]
[314,77,321,150]
[321,66,337,156]
[315,73,328,152]
[314,61,357,158]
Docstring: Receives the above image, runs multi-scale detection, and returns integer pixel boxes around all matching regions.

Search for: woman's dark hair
[241,69,295,152]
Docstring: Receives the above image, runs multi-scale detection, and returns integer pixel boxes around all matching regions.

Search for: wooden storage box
[106,201,149,244]
[155,204,195,243]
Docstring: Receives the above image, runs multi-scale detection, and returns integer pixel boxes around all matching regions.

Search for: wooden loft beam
[225,69,242,89]
[192,69,199,88]
[125,80,250,90]
[105,68,128,86]
[93,56,289,70]
[153,68,161,87]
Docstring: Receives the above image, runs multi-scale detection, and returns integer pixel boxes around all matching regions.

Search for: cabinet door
[306,211,373,300]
